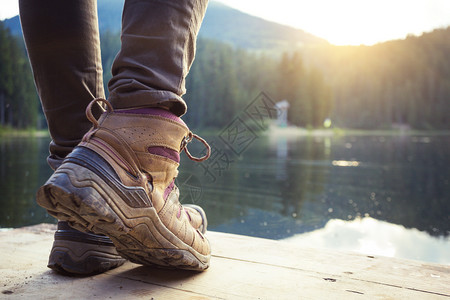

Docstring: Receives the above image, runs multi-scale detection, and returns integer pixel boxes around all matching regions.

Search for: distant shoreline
[0,127,49,138]
[1,125,449,139]
[265,125,450,137]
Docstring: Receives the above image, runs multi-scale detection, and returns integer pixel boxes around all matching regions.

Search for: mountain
[200,2,328,50]
[2,15,20,36]
[3,0,327,51]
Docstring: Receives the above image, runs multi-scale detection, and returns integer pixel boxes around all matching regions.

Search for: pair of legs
[20,0,210,273]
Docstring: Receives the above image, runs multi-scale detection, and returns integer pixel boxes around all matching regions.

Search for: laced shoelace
[180,132,211,162]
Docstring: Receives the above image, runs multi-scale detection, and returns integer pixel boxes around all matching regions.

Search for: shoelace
[180,132,211,162]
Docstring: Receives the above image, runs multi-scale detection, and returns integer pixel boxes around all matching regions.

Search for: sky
[1,0,450,45]
[284,217,450,264]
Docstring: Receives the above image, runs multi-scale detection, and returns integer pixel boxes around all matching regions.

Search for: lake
[1,131,449,264]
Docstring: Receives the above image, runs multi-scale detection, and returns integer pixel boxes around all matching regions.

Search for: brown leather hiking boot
[37,99,211,271]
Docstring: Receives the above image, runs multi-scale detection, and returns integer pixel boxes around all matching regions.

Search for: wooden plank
[0,224,448,299]
[211,232,450,296]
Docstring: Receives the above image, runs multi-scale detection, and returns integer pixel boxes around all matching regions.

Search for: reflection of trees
[0,137,54,227]
[181,134,449,239]
[179,136,286,229]
[179,135,333,236]
[326,135,450,237]
[3,134,447,239]
[380,136,450,237]
[279,136,332,230]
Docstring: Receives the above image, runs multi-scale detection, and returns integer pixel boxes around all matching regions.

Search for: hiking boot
[37,99,211,271]
[48,221,126,275]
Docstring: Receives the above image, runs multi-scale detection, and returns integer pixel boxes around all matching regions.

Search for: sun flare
[218,0,450,45]
[2,0,450,45]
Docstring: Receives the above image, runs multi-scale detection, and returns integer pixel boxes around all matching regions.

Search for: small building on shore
[274,100,290,127]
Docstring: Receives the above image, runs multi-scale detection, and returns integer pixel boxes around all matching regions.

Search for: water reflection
[183,131,450,263]
[0,133,449,264]
[283,217,450,264]
[0,137,55,228]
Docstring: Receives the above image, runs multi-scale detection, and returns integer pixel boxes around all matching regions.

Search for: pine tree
[0,22,14,127]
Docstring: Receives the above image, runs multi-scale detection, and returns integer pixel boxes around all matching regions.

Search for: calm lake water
[1,132,449,264]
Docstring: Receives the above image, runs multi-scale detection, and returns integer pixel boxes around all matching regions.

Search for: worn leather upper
[79,104,210,255]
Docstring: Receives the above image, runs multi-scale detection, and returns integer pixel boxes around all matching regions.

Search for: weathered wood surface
[0,224,449,299]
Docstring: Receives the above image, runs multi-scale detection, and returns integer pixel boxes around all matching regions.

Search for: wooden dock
[1,224,449,299]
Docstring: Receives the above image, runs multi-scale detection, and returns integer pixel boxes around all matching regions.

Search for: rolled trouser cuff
[108,86,187,117]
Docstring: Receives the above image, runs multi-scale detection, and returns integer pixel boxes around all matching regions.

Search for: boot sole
[48,239,126,275]
[37,147,210,271]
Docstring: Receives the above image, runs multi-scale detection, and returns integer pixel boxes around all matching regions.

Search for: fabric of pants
[19,0,208,169]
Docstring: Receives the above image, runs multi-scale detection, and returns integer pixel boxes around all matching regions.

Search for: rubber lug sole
[36,158,210,271]
[48,239,126,275]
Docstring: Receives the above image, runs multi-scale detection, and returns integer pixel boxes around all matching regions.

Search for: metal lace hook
[183,132,211,162]
[85,98,114,128]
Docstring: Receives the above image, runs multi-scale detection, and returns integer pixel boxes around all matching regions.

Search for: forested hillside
[306,28,450,129]
[100,35,332,129]
[0,22,38,129]
[1,6,449,130]
[101,27,450,130]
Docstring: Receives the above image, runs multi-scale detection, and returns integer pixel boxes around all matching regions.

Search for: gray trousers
[19,0,208,167]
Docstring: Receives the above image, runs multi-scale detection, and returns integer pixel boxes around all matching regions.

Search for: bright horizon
[1,0,450,45]
[218,0,450,45]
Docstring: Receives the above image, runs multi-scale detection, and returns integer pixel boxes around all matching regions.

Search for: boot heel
[36,163,121,233]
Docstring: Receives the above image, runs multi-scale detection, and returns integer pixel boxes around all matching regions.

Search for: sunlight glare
[283,217,450,264]
[0,1,19,20]
[218,0,450,45]
[332,160,360,167]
